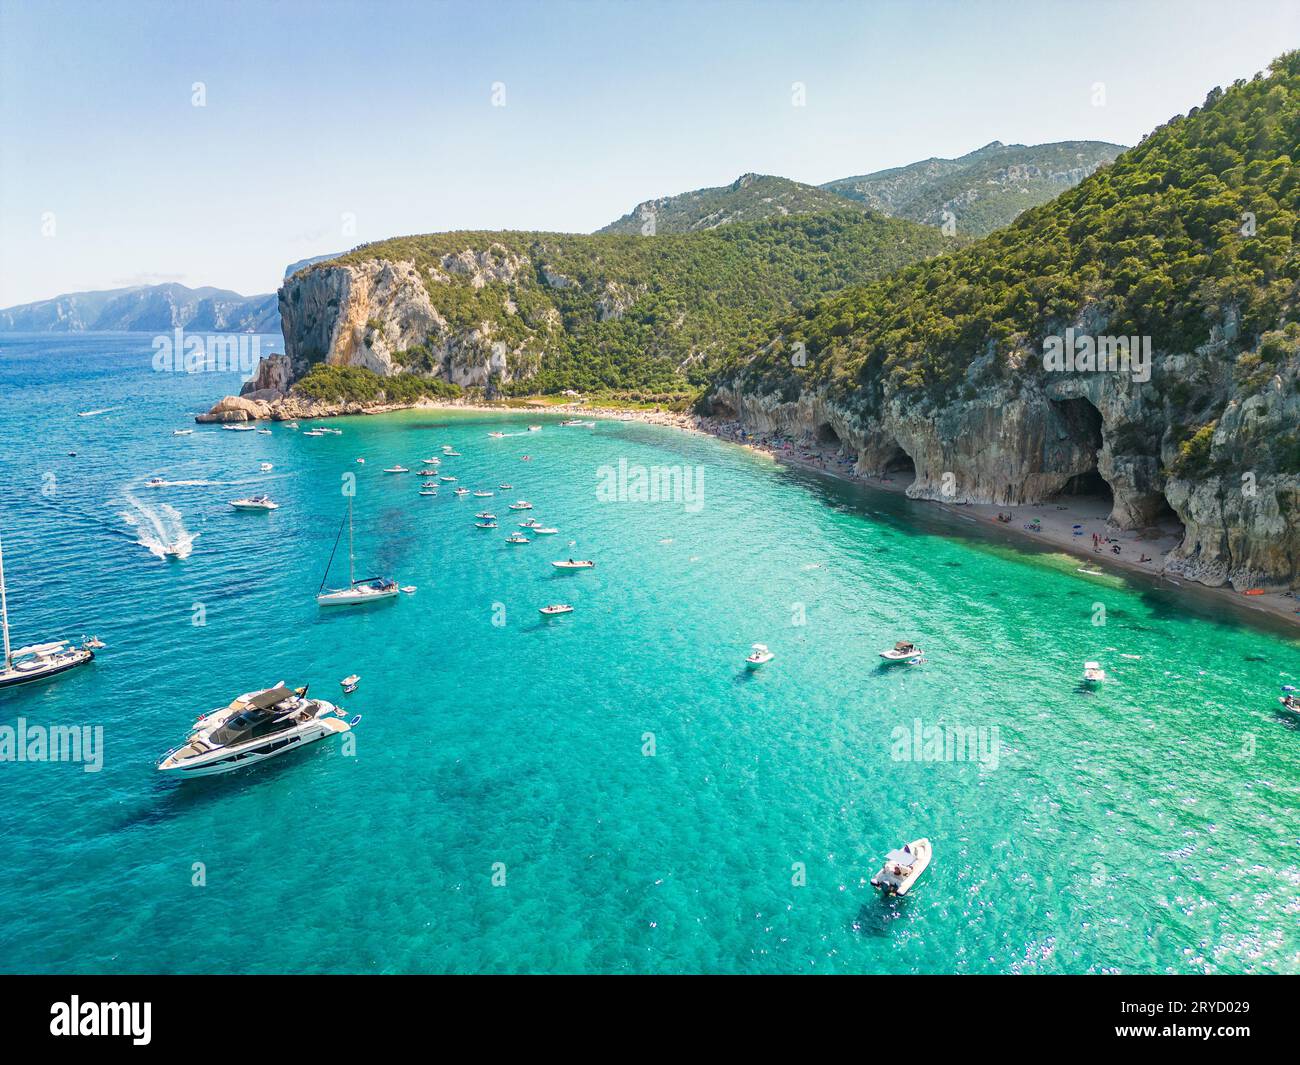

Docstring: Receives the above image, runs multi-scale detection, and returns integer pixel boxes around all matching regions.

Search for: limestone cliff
[706,324,1300,591]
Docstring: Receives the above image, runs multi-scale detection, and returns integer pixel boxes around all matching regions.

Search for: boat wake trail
[77,407,118,417]
[120,492,198,559]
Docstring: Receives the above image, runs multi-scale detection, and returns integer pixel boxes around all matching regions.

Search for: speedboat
[421,481,439,489]
[257,428,271,435]
[509,500,533,510]
[1279,686,1300,714]
[745,643,774,669]
[879,640,922,664]
[145,477,166,487]
[222,423,258,432]
[488,432,505,438]
[539,604,573,616]
[444,450,462,457]
[498,484,513,490]
[532,527,558,535]
[560,419,584,427]
[476,521,498,529]
[505,533,530,544]
[303,429,326,437]
[229,495,279,511]
[422,457,442,465]
[519,518,540,528]
[417,469,440,477]
[156,683,359,779]
[172,429,193,436]
[1082,661,1106,685]
[383,465,409,474]
[552,559,595,569]
[475,512,496,520]
[440,475,457,482]
[260,462,273,472]
[869,839,932,896]
[419,489,437,497]
[454,487,470,496]
[473,490,494,497]
[340,674,360,694]
[528,425,542,432]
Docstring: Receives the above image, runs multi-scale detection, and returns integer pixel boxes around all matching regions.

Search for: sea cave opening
[1048,397,1113,511]
[882,443,916,487]
[815,422,842,448]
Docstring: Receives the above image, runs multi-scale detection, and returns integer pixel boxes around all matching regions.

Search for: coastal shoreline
[209,392,1300,632]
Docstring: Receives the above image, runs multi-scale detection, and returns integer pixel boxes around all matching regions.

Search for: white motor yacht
[229,495,279,511]
[156,683,359,778]
[508,500,533,510]
[870,839,932,896]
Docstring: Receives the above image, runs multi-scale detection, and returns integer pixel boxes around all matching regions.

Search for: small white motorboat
[454,487,470,496]
[229,495,279,511]
[745,643,774,669]
[357,458,366,464]
[1082,661,1106,685]
[505,533,530,544]
[445,450,462,457]
[476,521,498,529]
[879,640,922,664]
[285,422,299,430]
[498,484,513,490]
[528,425,542,432]
[519,518,540,528]
[870,839,932,896]
[532,527,559,535]
[475,512,496,520]
[473,490,494,497]
[340,674,360,694]
[440,475,457,482]
[488,432,505,438]
[419,489,437,497]
[172,429,193,436]
[539,604,573,616]
[257,428,272,435]
[383,466,409,474]
[145,477,166,488]
[260,462,273,472]
[222,423,258,432]
[508,501,533,510]
[552,559,595,569]
[1279,686,1300,714]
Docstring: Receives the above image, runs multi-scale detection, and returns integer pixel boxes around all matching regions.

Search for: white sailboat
[315,497,400,606]
[0,536,103,689]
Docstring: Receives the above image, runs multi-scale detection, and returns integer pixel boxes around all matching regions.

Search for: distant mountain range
[820,140,1125,236]
[0,282,279,333]
[599,141,1125,239]
[3,140,1124,333]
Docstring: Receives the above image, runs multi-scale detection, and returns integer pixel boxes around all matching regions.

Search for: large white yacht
[156,683,359,778]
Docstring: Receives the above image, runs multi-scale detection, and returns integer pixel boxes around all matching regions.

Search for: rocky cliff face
[707,325,1300,591]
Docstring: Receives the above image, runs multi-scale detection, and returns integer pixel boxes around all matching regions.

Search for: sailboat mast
[0,535,11,669]
[348,494,355,587]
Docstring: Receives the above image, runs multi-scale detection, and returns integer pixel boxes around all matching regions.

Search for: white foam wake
[120,492,198,559]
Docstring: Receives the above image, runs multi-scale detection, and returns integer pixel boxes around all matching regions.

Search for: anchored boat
[156,683,360,778]
[0,537,102,689]
[745,643,774,669]
[315,496,400,606]
[870,839,932,896]
[879,640,922,664]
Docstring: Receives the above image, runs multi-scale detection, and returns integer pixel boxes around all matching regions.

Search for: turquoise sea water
[0,333,1298,974]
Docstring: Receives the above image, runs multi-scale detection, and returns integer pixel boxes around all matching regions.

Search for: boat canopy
[12,641,68,657]
[245,685,295,710]
[884,847,916,866]
[894,641,914,651]
[1084,661,1102,670]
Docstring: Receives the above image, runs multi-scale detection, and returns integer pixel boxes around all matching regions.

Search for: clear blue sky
[1,0,1296,306]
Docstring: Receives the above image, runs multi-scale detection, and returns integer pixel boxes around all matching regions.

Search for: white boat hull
[157,718,347,778]
[316,586,400,606]
[0,648,95,689]
[870,838,932,896]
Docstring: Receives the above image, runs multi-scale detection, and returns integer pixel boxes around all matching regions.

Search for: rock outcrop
[707,327,1300,591]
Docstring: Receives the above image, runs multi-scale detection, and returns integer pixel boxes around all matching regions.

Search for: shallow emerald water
[0,334,1297,974]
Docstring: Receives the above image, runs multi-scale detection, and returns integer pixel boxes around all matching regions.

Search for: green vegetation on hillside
[597,173,875,235]
[821,140,1126,237]
[725,53,1299,429]
[323,209,957,394]
[294,364,462,404]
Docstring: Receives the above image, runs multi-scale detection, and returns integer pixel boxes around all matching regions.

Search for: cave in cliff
[883,444,916,485]
[1049,397,1113,506]
[815,422,842,448]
